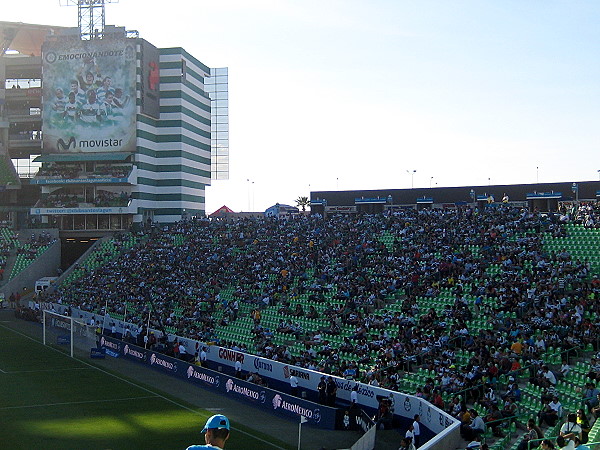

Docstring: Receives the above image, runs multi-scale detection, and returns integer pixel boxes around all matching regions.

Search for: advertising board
[30,206,135,215]
[42,35,137,153]
[30,177,129,185]
[105,337,335,429]
[46,304,458,437]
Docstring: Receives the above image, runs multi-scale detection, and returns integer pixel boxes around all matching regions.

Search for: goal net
[42,310,97,357]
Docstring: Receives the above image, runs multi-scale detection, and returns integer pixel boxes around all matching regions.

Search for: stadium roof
[1,21,66,56]
[312,180,600,206]
[210,205,235,216]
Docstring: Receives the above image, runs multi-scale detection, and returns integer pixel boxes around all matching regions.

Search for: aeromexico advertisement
[40,304,458,436]
[110,338,334,429]
[42,36,136,153]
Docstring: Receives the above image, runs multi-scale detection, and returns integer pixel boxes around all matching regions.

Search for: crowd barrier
[36,303,461,444]
[99,335,337,429]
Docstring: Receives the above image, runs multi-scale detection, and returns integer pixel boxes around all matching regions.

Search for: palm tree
[295,196,310,212]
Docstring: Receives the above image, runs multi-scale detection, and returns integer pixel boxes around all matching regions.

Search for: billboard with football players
[42,36,137,153]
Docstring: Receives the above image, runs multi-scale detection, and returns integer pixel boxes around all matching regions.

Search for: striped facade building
[136,47,215,224]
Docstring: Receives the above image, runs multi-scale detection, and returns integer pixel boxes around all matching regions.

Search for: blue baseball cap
[202,414,230,433]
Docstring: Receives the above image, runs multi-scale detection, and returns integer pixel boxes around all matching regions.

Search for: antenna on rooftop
[60,0,119,40]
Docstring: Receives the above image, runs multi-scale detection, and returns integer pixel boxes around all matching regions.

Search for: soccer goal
[42,310,97,357]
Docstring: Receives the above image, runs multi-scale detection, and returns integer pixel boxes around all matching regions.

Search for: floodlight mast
[60,0,119,40]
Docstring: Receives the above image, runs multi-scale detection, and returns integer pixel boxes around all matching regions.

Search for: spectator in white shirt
[412,414,421,448]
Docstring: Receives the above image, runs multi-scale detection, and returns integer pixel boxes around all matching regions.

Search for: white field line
[0,324,286,450]
[0,395,159,410]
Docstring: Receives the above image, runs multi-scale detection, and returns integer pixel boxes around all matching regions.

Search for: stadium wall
[36,303,461,446]
[98,336,338,429]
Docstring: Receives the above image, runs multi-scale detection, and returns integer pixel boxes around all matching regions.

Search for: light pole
[430,177,434,189]
[246,178,252,211]
[406,170,416,188]
[536,166,539,184]
[597,169,599,181]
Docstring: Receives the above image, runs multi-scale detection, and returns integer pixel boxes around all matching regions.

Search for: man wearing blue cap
[186,414,230,450]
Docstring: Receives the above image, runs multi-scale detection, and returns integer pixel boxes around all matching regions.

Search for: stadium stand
[36,203,600,448]
[0,228,57,281]
[34,162,132,180]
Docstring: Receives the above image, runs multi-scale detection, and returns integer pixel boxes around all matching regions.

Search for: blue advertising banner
[48,304,457,439]
[30,206,135,215]
[106,337,337,429]
[30,177,129,185]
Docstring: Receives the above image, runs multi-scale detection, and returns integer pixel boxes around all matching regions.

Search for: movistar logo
[57,136,76,151]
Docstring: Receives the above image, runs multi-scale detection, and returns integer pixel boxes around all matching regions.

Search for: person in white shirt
[290,375,299,397]
[412,414,421,448]
[350,385,358,408]
[560,413,582,444]
[469,410,486,438]
[540,396,562,426]
[234,358,242,378]
[543,366,557,387]
[555,435,574,450]
[200,347,207,367]
[560,361,571,378]
[404,423,415,444]
[179,343,188,358]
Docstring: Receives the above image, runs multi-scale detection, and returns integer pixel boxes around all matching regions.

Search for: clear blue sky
[6,0,600,212]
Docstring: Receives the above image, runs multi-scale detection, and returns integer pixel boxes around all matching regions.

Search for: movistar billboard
[42,35,137,153]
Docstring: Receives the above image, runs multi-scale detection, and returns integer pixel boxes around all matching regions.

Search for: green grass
[0,325,289,450]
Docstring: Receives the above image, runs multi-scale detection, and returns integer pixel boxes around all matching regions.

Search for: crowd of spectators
[0,228,56,279]
[38,205,600,446]
[15,231,56,259]
[36,163,131,180]
[558,202,600,229]
[38,193,83,208]
[93,165,130,178]
[93,190,129,207]
[37,164,80,179]
[43,206,600,375]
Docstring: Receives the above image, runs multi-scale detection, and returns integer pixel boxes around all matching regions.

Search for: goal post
[42,310,96,357]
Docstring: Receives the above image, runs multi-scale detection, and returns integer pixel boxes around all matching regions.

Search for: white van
[35,277,58,294]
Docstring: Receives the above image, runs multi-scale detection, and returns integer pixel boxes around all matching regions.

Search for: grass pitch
[0,324,290,450]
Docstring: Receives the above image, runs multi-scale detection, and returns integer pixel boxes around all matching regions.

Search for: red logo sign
[148,61,159,91]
